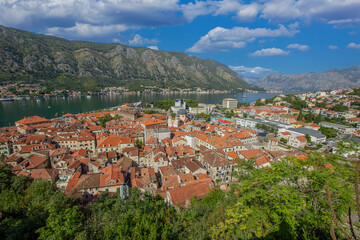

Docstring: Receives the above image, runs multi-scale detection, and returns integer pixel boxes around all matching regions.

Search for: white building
[222,98,237,110]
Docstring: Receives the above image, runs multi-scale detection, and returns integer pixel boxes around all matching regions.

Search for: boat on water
[0,98,15,102]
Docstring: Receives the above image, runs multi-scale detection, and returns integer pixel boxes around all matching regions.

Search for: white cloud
[261,0,360,27]
[180,1,216,21]
[186,24,299,53]
[1,0,360,40]
[0,0,183,38]
[147,46,159,50]
[249,48,289,57]
[46,23,128,38]
[328,45,338,50]
[229,65,272,75]
[261,0,302,22]
[235,3,260,22]
[212,0,242,16]
[347,42,360,49]
[186,0,360,27]
[128,34,158,46]
[287,43,310,51]
[112,38,123,44]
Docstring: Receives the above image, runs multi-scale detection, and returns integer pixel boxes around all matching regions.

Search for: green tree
[98,114,114,127]
[135,139,144,146]
[37,200,84,240]
[226,111,235,118]
[211,154,355,239]
[330,104,349,112]
[319,126,338,138]
[186,99,199,108]
[237,102,250,108]
[154,100,175,110]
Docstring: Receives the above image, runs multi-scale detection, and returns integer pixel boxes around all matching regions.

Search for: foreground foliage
[0,152,358,239]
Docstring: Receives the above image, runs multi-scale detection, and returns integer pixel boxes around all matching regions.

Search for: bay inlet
[0,91,281,127]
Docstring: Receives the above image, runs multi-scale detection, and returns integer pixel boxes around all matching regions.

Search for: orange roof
[296,136,307,142]
[280,131,291,135]
[178,173,195,184]
[16,116,49,125]
[269,138,278,141]
[141,119,167,126]
[100,165,124,187]
[227,151,239,159]
[167,182,211,207]
[89,125,102,131]
[30,169,56,180]
[12,155,48,171]
[239,149,269,162]
[97,136,134,148]
[256,157,270,167]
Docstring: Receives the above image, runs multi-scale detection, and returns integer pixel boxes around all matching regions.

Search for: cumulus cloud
[186,24,299,53]
[128,34,158,46]
[328,45,338,50]
[0,0,183,39]
[1,0,359,42]
[229,65,273,75]
[249,48,289,57]
[287,43,310,51]
[180,1,216,21]
[258,0,360,27]
[235,3,260,22]
[147,46,159,50]
[46,23,128,38]
[186,0,360,27]
[347,42,360,49]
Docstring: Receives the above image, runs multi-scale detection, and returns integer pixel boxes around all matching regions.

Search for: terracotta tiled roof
[141,119,167,126]
[280,131,291,135]
[97,136,134,148]
[16,116,49,125]
[201,149,233,167]
[30,169,57,180]
[167,182,210,207]
[296,136,307,142]
[12,155,48,171]
[100,165,124,187]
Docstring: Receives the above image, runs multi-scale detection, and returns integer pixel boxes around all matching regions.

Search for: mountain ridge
[253,65,360,92]
[0,25,256,91]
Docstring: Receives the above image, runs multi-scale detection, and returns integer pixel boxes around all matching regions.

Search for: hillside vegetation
[0,25,256,91]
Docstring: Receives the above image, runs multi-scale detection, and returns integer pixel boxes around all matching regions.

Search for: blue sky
[1,0,360,77]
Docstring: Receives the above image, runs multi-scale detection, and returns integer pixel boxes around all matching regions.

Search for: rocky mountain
[0,25,256,91]
[253,65,360,92]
